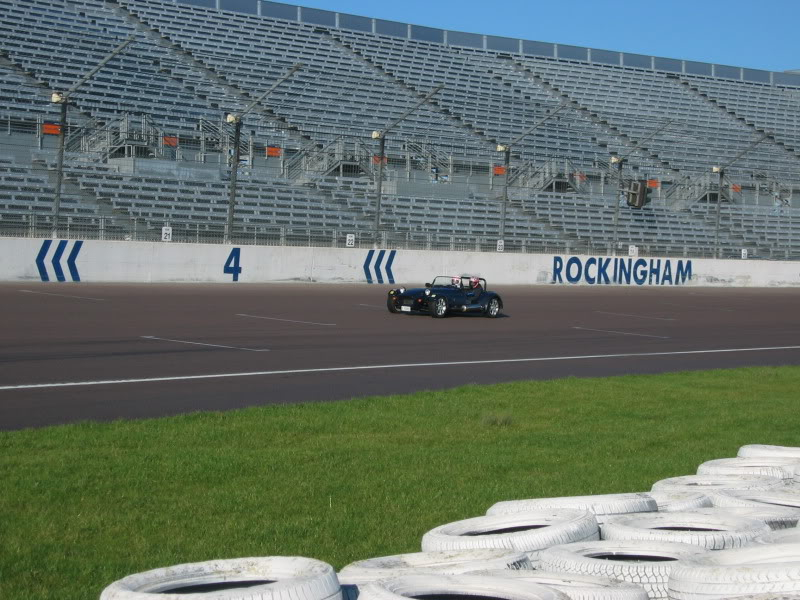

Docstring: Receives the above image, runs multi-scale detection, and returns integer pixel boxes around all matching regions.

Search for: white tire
[684,595,800,600]
[600,512,769,549]
[538,540,707,600]
[357,574,570,600]
[338,549,531,600]
[666,543,800,600]
[755,529,800,544]
[100,556,341,600]
[476,569,650,600]
[711,489,800,510]
[421,510,599,554]
[643,491,712,513]
[698,458,800,481]
[739,445,800,460]
[651,475,783,495]
[686,506,800,531]
[487,493,657,524]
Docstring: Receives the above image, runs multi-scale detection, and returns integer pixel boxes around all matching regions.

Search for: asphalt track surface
[1,282,800,431]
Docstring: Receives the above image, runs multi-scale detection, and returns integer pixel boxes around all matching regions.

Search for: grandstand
[0,0,798,258]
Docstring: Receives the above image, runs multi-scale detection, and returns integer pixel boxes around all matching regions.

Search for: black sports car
[387,276,503,318]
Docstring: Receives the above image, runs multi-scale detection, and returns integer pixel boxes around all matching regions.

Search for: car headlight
[399,287,405,293]
[424,289,431,296]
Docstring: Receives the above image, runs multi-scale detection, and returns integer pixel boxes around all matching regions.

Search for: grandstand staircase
[664,172,744,209]
[506,59,680,176]
[672,75,800,164]
[405,140,452,180]
[509,158,591,194]
[66,113,171,161]
[285,137,374,181]
[198,118,249,163]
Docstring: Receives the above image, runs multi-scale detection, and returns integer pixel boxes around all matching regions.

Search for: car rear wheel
[486,298,500,318]
[431,297,448,318]
[387,296,399,314]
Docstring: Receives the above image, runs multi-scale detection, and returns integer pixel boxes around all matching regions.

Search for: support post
[374,134,386,234]
[714,168,724,259]
[500,146,510,239]
[611,156,624,255]
[51,100,68,238]
[225,117,242,244]
[222,63,302,244]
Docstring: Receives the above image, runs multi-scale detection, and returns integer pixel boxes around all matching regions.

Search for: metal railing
[3,211,798,260]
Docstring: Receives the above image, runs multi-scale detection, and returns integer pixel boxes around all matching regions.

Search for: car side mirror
[425,283,431,288]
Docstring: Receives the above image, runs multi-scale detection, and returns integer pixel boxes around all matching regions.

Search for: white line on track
[573,326,670,339]
[595,311,676,321]
[19,289,105,301]
[140,336,270,352]
[1,344,799,391]
[236,313,336,326]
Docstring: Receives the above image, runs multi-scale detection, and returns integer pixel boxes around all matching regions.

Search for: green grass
[2,366,800,599]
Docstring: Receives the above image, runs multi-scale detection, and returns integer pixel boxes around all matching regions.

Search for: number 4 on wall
[224,248,242,281]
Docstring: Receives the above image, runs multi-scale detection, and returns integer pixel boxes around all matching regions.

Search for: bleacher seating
[0,0,797,257]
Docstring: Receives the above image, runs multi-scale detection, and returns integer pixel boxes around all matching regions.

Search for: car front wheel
[431,296,448,318]
[486,297,500,318]
[387,296,399,313]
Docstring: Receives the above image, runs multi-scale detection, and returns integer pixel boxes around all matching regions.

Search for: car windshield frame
[430,276,487,289]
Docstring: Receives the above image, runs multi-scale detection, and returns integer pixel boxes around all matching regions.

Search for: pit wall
[2,237,798,287]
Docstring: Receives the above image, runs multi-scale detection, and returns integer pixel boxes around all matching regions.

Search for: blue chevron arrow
[51,239,68,282]
[385,250,396,284]
[35,239,82,282]
[67,240,83,282]
[36,239,52,282]
[363,249,375,284]
[374,249,386,284]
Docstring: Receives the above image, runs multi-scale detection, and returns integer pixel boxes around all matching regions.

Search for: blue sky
[290,0,799,72]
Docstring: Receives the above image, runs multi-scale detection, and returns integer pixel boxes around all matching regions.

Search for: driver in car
[468,276,483,301]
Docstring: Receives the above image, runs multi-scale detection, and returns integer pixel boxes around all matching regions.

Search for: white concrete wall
[2,237,798,287]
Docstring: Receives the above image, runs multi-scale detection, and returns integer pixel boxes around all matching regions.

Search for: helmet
[451,275,461,287]
[470,276,481,289]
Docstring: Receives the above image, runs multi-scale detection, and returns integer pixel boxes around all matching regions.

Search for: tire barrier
[600,511,770,549]
[99,556,341,600]
[711,488,800,509]
[356,574,570,600]
[667,543,800,600]
[650,474,784,497]
[686,506,800,530]
[738,445,800,460]
[537,540,707,600]
[100,445,800,600]
[755,528,800,544]
[420,510,600,556]
[487,493,657,524]
[697,457,800,481]
[474,569,650,600]
[337,549,531,600]
[643,491,712,512]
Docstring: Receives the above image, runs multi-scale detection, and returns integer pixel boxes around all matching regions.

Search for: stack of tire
[99,444,800,600]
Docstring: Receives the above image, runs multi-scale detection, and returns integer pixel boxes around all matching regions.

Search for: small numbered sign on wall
[161,226,172,242]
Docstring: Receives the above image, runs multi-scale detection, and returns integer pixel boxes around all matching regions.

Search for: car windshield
[430,276,486,290]
[431,276,465,288]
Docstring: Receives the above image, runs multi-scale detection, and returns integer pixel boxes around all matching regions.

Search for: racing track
[1,282,800,430]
